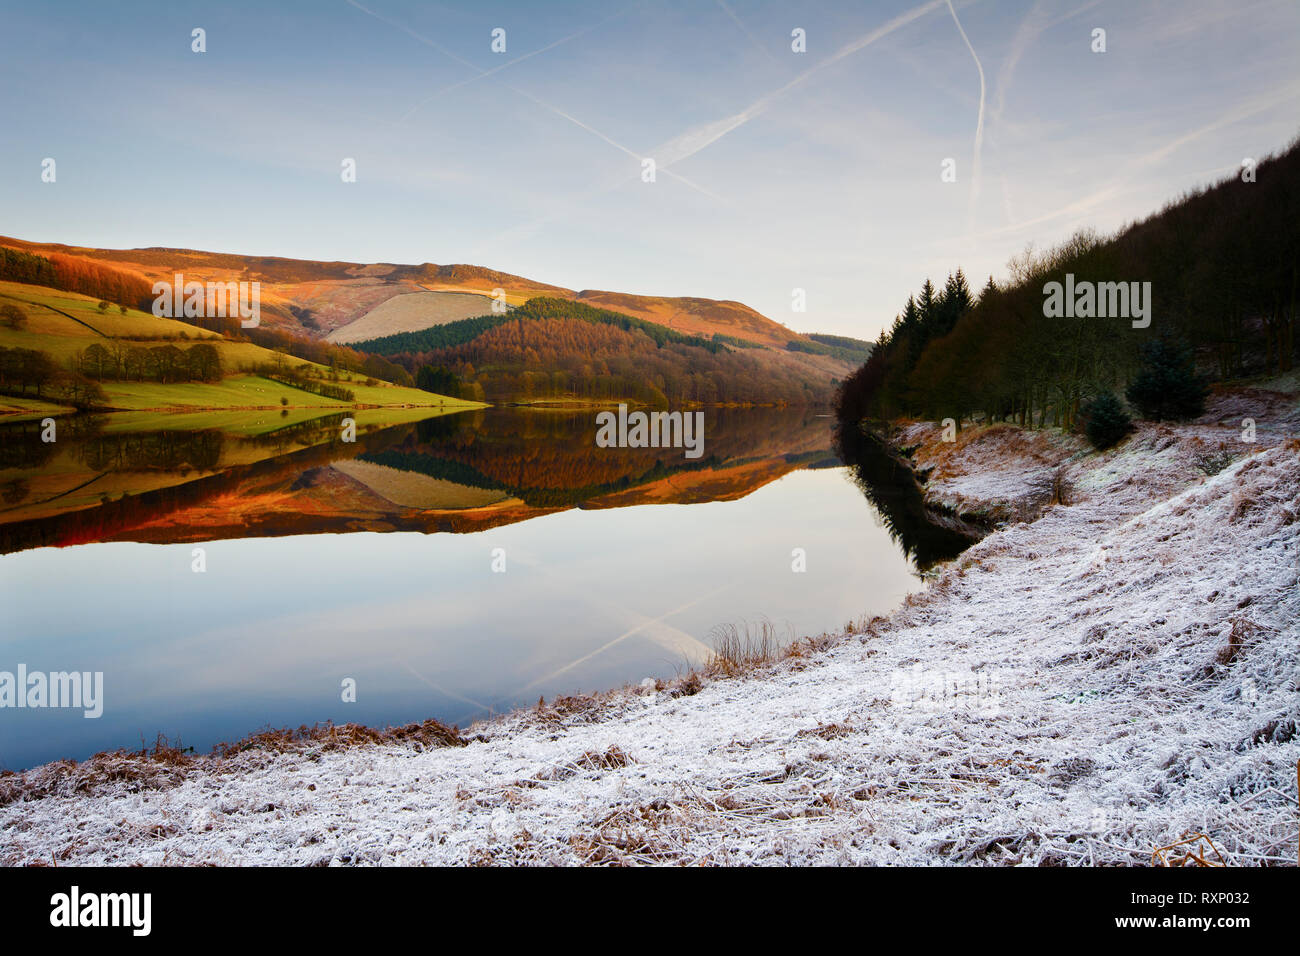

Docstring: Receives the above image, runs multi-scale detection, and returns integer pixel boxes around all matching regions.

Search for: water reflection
[834,421,985,571]
[0,406,838,553]
[0,407,974,770]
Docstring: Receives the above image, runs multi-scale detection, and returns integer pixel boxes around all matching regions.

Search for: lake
[0,405,972,770]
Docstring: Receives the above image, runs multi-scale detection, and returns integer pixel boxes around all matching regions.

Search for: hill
[0,281,473,415]
[0,236,808,346]
[349,297,852,405]
[571,290,798,348]
[0,237,855,405]
[838,134,1300,430]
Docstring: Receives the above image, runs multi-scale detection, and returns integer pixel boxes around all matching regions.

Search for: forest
[0,247,154,309]
[400,311,833,405]
[359,296,839,405]
[838,136,1299,432]
[353,297,723,360]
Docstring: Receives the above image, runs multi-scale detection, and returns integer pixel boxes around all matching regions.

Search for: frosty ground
[2,385,1297,865]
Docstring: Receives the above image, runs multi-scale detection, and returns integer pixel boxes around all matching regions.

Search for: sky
[1,0,1297,339]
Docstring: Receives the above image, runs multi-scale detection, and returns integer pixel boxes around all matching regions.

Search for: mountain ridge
[0,235,809,348]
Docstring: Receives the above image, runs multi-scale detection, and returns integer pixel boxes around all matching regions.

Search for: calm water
[0,406,970,770]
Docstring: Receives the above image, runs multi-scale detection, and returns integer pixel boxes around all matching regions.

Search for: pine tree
[1125,338,1208,420]
[938,270,973,336]
[916,280,937,327]
[1080,391,1131,449]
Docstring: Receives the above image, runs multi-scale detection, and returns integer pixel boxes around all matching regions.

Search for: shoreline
[2,385,1297,865]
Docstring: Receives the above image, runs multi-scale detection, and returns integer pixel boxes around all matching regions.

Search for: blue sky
[1,0,1297,338]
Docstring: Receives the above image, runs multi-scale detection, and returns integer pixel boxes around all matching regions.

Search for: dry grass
[1152,833,1227,867]
[706,620,789,677]
[0,720,466,806]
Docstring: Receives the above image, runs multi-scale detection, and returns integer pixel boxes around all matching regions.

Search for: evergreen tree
[1080,391,1132,449]
[937,270,973,336]
[978,275,997,303]
[1125,338,1209,420]
[916,279,937,328]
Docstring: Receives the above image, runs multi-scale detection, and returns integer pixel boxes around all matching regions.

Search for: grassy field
[326,290,496,344]
[0,281,483,412]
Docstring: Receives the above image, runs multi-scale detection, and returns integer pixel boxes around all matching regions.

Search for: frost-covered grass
[1,410,1296,866]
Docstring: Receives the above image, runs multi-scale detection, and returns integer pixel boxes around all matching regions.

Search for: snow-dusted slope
[2,427,1296,866]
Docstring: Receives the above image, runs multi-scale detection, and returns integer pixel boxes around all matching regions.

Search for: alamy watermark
[595,403,705,460]
[152,273,260,328]
[1042,273,1150,328]
[889,664,1002,715]
[50,886,150,936]
[0,665,103,718]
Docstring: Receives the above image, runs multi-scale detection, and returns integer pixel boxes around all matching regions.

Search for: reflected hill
[0,406,839,553]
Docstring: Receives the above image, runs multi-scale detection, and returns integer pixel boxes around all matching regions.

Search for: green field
[0,280,484,413]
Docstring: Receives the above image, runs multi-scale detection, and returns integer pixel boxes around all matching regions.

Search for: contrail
[716,0,783,67]
[401,661,491,713]
[952,79,1300,245]
[476,1,943,253]
[946,0,985,229]
[991,0,1044,129]
[397,6,635,123]
[651,0,944,169]
[347,0,720,201]
[344,0,472,70]
[521,585,729,692]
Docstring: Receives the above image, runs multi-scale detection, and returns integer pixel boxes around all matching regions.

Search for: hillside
[0,236,854,405]
[571,290,798,348]
[351,297,854,405]
[324,291,498,344]
[0,235,810,347]
[838,135,1300,429]
[0,281,472,415]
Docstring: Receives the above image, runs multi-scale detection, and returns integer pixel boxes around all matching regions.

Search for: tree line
[73,342,223,383]
[0,246,154,311]
[0,347,107,408]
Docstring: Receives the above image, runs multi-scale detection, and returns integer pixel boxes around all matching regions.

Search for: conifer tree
[1125,338,1208,420]
[1081,390,1132,449]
